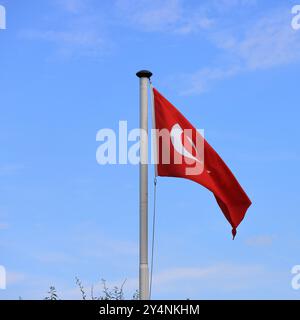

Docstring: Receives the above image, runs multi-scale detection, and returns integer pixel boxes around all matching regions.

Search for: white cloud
[221,11,300,70]
[114,0,260,35]
[20,2,111,59]
[213,0,257,11]
[36,252,76,264]
[246,235,275,247]
[174,13,214,35]
[21,28,107,58]
[115,0,213,34]
[0,222,9,230]
[55,0,86,14]
[75,232,138,259]
[0,164,24,176]
[115,0,182,32]
[178,7,300,94]
[151,263,265,290]
[6,271,26,285]
[178,65,241,95]
[98,262,268,299]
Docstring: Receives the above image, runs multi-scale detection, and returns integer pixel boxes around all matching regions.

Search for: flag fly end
[232,228,237,240]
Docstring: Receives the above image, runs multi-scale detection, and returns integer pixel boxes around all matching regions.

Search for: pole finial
[136,70,153,79]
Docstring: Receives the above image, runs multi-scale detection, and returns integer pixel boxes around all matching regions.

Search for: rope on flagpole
[149,176,157,299]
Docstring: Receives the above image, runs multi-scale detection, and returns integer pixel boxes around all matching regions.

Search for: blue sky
[0,0,300,299]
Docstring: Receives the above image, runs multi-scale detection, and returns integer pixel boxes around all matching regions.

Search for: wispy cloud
[19,0,271,62]
[6,271,26,286]
[0,164,24,176]
[55,0,87,14]
[114,1,299,94]
[246,235,275,247]
[216,10,300,70]
[92,262,267,298]
[115,0,182,32]
[152,263,265,289]
[22,28,107,59]
[73,230,138,259]
[178,7,300,94]
[0,222,9,230]
[178,66,241,95]
[115,0,213,34]
[20,1,112,59]
[115,0,259,35]
[212,0,257,11]
[36,251,76,264]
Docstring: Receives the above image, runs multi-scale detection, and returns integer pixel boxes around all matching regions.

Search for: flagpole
[136,70,152,300]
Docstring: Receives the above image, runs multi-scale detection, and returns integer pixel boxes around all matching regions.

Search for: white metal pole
[136,70,152,300]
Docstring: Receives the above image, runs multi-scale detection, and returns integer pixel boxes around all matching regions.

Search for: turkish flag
[152,88,251,238]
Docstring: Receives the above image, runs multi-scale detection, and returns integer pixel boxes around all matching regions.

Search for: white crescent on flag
[170,123,201,163]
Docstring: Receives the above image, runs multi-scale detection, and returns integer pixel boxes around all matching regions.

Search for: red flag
[152,87,251,238]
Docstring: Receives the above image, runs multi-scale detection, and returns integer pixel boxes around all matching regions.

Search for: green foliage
[45,278,139,300]
[98,279,125,300]
[75,277,87,300]
[45,286,58,300]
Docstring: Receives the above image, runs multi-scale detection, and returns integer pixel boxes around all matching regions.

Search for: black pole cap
[136,70,153,78]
